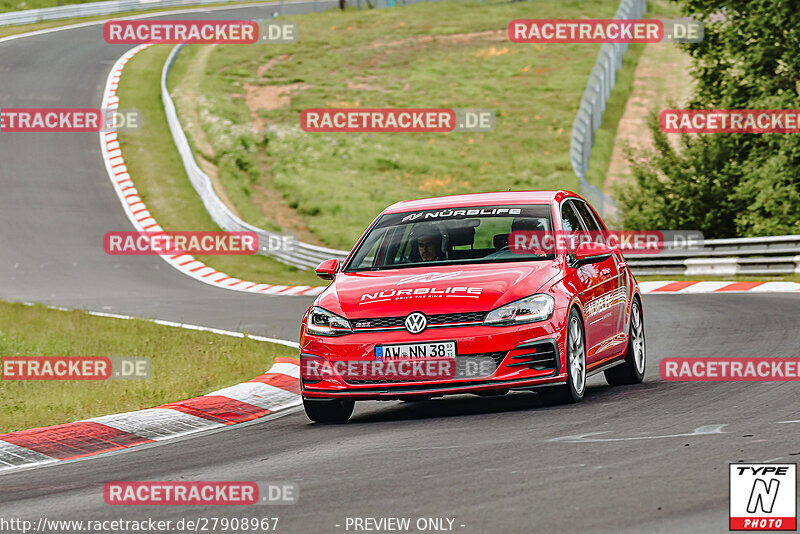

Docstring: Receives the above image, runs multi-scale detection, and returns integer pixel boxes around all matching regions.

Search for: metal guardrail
[155,0,796,277]
[156,0,644,270]
[162,20,796,276]
[0,0,276,26]
[570,0,647,219]
[628,235,800,276]
[0,0,420,27]
[158,0,432,269]
[161,42,349,269]
[6,0,789,278]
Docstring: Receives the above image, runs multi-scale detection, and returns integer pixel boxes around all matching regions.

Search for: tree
[618,0,800,237]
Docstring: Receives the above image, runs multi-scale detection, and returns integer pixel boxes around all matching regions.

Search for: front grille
[344,351,507,385]
[350,311,486,331]
[482,351,508,367]
[506,340,559,372]
[428,311,486,325]
[351,317,404,329]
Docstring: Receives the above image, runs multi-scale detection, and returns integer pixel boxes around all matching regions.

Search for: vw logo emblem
[404,312,427,334]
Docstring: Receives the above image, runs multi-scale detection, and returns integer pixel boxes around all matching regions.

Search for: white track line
[21,301,300,348]
[0,360,302,474]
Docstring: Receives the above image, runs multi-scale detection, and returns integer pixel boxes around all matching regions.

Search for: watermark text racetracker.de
[300,109,496,133]
[1,356,150,380]
[301,355,496,382]
[508,18,703,43]
[103,20,298,44]
[0,108,142,132]
[508,230,703,255]
[103,231,265,255]
[661,109,800,133]
[661,358,800,381]
[105,481,297,505]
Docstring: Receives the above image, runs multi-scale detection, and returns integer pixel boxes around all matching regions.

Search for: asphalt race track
[0,3,323,340]
[1,294,799,533]
[1,5,799,533]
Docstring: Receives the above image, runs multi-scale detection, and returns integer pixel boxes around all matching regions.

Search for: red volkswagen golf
[300,191,645,423]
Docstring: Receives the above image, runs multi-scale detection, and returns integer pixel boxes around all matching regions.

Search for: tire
[303,398,354,423]
[605,297,646,386]
[538,308,586,405]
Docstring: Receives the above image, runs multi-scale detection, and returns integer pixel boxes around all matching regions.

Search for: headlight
[483,294,555,325]
[306,307,352,336]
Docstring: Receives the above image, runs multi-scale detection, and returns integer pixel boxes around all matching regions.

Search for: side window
[390,225,413,264]
[572,200,603,233]
[349,227,386,269]
[560,200,585,254]
[358,237,382,268]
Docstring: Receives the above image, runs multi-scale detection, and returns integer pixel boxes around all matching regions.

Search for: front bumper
[301,309,568,400]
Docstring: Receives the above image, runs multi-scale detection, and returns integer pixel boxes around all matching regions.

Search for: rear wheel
[538,308,586,405]
[604,298,646,386]
[303,398,354,423]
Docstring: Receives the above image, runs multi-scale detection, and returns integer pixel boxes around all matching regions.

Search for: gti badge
[404,312,427,334]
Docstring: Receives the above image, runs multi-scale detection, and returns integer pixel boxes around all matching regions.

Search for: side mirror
[573,242,613,268]
[315,258,339,280]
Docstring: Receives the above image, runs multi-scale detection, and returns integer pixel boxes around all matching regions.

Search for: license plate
[375,341,456,360]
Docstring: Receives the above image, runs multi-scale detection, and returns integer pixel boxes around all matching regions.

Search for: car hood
[316,261,561,319]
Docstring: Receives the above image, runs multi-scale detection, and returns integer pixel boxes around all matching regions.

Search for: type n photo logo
[730,463,796,531]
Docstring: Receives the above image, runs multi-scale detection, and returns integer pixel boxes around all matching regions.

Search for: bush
[619,0,800,237]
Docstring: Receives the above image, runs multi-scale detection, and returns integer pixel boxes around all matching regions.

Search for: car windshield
[345,204,555,271]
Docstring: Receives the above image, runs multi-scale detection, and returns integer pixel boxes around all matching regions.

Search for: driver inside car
[410,226,445,262]
[417,231,442,262]
[510,217,549,256]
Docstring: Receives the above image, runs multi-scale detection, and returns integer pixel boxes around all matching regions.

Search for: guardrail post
[684,258,740,276]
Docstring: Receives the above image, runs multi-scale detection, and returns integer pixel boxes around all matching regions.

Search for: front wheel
[538,308,586,405]
[604,298,646,386]
[303,398,354,423]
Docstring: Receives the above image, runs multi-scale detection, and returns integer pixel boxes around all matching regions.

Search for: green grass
[0,301,296,433]
[172,0,634,251]
[116,44,325,286]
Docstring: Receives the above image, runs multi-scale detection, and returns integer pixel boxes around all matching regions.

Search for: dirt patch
[250,150,324,246]
[245,54,310,133]
[256,55,289,77]
[242,54,322,244]
[347,75,387,91]
[419,175,471,194]
[369,29,505,49]
[605,43,694,188]
[244,82,310,133]
[171,44,241,217]
[476,46,510,58]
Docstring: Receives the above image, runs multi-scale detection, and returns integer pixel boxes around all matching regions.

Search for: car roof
[382,190,577,214]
